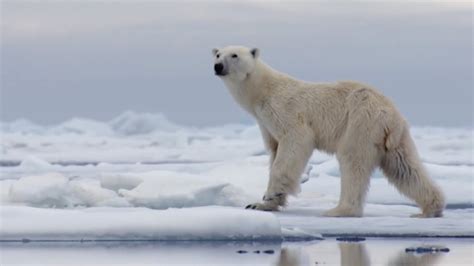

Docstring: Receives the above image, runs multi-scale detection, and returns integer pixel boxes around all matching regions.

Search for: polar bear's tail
[380,127,445,217]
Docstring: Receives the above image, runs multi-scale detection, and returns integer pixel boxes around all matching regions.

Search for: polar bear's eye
[216,54,220,58]
[231,54,238,58]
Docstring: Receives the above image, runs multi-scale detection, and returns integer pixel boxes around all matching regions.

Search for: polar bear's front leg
[258,124,278,167]
[246,133,314,211]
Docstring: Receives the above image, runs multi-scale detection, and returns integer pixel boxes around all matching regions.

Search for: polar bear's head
[212,46,260,81]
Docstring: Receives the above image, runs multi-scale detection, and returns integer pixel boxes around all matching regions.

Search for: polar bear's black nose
[214,63,224,75]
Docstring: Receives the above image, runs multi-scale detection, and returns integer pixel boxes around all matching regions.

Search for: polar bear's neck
[223,60,283,116]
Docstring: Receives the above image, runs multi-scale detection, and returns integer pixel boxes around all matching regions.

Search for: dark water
[0,238,472,265]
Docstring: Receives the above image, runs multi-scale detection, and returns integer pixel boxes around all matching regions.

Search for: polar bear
[212,45,445,217]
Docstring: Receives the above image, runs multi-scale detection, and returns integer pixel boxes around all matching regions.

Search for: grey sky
[1,1,472,127]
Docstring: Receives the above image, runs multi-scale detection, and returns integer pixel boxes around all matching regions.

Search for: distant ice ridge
[0,110,260,138]
[0,111,263,163]
[109,111,180,135]
[1,111,472,164]
[0,111,181,136]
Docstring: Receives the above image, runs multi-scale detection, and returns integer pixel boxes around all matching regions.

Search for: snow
[0,111,473,240]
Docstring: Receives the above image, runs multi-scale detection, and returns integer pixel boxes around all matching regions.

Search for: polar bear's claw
[245,202,278,211]
[245,204,257,209]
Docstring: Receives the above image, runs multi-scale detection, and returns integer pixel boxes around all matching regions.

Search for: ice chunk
[100,174,143,191]
[18,156,53,171]
[0,206,282,241]
[281,227,324,240]
[118,170,252,209]
[8,173,71,208]
[68,178,128,207]
[0,118,44,134]
[109,110,179,135]
[5,174,129,208]
[50,118,113,135]
[0,180,15,203]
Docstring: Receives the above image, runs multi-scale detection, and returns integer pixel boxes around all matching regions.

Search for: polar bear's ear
[250,48,260,58]
[212,48,219,56]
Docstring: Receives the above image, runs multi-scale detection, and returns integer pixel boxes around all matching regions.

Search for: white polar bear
[212,45,445,218]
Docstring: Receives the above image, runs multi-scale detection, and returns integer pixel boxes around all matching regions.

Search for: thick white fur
[213,45,445,217]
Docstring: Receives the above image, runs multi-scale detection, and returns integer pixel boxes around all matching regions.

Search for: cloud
[1,1,472,126]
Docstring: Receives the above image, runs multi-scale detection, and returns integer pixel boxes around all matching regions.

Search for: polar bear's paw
[245,202,279,211]
[410,210,443,218]
[323,206,362,217]
[245,192,287,211]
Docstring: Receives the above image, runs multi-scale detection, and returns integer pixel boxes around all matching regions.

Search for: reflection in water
[339,243,370,266]
[0,239,456,265]
[275,247,308,266]
[388,251,442,266]
[275,242,446,266]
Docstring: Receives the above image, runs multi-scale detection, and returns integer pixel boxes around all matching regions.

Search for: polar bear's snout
[214,63,226,76]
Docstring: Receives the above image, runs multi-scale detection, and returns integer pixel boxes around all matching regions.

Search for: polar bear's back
[288,80,406,153]
[335,80,406,151]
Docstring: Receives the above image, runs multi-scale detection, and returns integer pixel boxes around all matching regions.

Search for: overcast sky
[1,1,472,127]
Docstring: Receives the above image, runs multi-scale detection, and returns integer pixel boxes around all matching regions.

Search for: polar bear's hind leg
[381,127,445,218]
[324,121,383,215]
[324,138,380,217]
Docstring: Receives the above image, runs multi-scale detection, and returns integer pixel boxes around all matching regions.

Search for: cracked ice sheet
[1,166,472,238]
[0,112,473,239]
[1,156,473,238]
